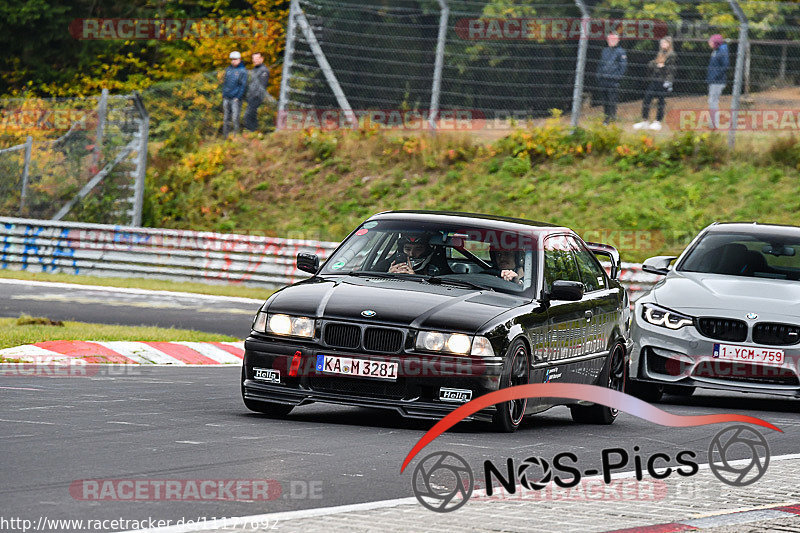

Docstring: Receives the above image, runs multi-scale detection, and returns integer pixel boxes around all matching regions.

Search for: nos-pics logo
[411,424,771,513]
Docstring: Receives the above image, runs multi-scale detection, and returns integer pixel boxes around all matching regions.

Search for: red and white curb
[606,502,800,532]
[0,340,244,365]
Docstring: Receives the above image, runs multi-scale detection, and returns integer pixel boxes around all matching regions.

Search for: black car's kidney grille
[753,322,800,346]
[363,327,404,353]
[324,323,361,349]
[696,318,748,342]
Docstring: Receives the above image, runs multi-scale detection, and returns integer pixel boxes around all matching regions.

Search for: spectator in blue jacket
[595,32,627,125]
[222,51,248,136]
[707,34,730,128]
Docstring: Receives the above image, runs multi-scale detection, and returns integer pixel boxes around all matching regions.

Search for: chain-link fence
[0,92,148,224]
[278,0,800,145]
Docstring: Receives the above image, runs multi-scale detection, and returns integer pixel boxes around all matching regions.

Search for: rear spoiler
[586,242,621,279]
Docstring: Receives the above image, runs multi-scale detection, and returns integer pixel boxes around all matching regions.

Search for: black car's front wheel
[570,342,625,425]
[491,339,530,433]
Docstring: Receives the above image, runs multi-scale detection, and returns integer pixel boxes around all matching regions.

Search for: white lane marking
[11,294,257,315]
[107,421,151,427]
[18,405,75,410]
[0,418,55,425]
[179,342,243,364]
[0,386,41,391]
[118,452,800,533]
[0,278,265,304]
[99,342,186,365]
[175,441,204,445]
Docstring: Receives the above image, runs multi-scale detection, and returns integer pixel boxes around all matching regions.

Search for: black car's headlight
[416,331,495,357]
[253,312,315,338]
[641,303,694,330]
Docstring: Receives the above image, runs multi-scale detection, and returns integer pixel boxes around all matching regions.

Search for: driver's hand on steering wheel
[500,269,519,282]
[389,260,414,274]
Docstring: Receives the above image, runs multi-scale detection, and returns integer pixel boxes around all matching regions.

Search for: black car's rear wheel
[570,342,625,425]
[491,339,530,433]
[241,366,294,417]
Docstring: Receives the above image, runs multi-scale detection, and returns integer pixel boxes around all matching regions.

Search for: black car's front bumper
[242,336,505,422]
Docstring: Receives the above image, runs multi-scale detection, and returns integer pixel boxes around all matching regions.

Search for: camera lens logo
[708,425,770,487]
[517,456,552,490]
[412,451,473,512]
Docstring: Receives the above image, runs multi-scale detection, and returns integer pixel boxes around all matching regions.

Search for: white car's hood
[653,271,800,319]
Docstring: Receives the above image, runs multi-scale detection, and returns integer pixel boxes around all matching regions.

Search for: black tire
[664,385,696,397]
[570,342,626,425]
[241,365,294,417]
[626,379,664,403]
[491,339,530,433]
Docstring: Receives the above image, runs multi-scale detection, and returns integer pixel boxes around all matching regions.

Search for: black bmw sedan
[242,211,631,432]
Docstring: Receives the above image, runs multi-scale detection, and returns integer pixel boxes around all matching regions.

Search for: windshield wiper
[427,276,492,291]
[346,270,429,281]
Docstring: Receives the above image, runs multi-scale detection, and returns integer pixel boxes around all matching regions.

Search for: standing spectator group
[221,50,271,136]
[594,31,731,130]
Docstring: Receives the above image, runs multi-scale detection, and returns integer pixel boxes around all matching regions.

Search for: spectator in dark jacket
[595,32,627,125]
[634,37,677,131]
[243,52,270,132]
[222,51,248,136]
[707,34,730,128]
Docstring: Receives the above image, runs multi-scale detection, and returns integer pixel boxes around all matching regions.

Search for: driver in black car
[491,249,524,284]
[385,233,451,276]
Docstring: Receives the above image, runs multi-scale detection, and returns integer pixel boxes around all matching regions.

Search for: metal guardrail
[0,216,661,295]
[0,217,338,288]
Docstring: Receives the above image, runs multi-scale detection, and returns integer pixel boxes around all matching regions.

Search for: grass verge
[0,316,238,351]
[0,269,273,300]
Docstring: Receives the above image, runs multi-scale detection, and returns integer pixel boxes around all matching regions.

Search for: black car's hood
[265,276,527,333]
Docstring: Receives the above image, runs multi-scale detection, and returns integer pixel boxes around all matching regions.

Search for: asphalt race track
[0,279,266,338]
[1,366,798,532]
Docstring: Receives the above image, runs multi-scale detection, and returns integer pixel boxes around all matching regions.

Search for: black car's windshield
[321,220,539,294]
[680,231,800,281]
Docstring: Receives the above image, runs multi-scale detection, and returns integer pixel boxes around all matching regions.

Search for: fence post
[277,0,299,129]
[131,91,149,227]
[571,0,590,129]
[428,0,449,131]
[727,0,748,149]
[93,88,108,169]
[18,135,33,215]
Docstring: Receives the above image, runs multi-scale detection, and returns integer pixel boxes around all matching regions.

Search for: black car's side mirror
[641,256,677,276]
[297,252,319,274]
[549,280,585,301]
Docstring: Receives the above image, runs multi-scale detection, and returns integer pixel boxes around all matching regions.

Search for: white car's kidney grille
[696,318,748,342]
[753,322,800,346]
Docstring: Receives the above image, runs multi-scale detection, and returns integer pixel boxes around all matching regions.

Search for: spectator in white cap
[221,51,247,136]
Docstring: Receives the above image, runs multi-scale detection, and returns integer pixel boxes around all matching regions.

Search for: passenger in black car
[384,233,451,276]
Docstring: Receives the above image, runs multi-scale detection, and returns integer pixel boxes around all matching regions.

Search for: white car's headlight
[253,312,315,338]
[416,332,495,357]
[642,303,693,330]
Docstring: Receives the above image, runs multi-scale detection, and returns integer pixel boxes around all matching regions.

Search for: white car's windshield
[320,220,539,294]
[680,232,800,281]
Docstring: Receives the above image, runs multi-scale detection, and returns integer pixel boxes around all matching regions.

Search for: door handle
[584,310,593,321]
